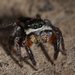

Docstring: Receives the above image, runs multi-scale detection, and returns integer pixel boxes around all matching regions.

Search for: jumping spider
[8,15,66,67]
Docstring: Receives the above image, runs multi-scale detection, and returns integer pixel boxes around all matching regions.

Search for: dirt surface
[0,0,75,75]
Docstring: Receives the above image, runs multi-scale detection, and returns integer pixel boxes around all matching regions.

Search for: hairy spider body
[8,16,66,67]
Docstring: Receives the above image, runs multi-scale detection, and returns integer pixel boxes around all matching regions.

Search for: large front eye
[34,25,37,29]
[28,25,30,27]
[39,24,42,27]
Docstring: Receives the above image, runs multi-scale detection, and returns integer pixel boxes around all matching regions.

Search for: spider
[8,16,66,67]
[24,19,66,65]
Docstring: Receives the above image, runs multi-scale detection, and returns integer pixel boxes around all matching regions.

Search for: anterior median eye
[34,25,37,29]
[40,24,42,27]
[28,25,30,27]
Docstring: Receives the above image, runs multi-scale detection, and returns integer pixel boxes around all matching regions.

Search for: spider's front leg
[39,30,60,61]
[8,36,23,67]
[53,39,60,60]
[52,27,66,55]
[37,34,54,65]
[38,42,54,65]
[58,30,66,55]
[47,31,60,60]
[24,37,36,65]
[14,37,22,62]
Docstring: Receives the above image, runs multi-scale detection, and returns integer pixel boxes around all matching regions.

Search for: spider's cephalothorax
[18,15,45,29]
[8,15,66,67]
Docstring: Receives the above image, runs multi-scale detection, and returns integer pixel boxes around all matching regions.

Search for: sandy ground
[0,0,75,75]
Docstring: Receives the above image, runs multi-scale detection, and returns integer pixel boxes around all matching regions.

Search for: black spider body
[8,16,66,67]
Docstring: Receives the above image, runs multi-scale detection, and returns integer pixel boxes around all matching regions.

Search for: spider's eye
[39,24,42,27]
[34,25,37,29]
[28,25,30,27]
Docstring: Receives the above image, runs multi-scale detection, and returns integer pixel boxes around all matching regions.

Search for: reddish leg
[48,33,59,60]
[25,38,36,65]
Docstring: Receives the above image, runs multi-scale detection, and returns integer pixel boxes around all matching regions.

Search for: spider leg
[44,19,66,55]
[24,44,36,65]
[46,31,59,60]
[59,33,66,55]
[24,38,36,65]
[8,37,23,67]
[55,28,66,55]
[38,42,54,65]
[53,38,60,60]
[15,42,22,61]
[14,37,23,61]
